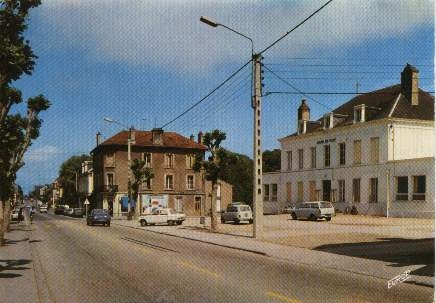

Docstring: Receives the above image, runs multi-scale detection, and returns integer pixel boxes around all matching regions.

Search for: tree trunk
[210,182,218,232]
[4,200,11,232]
[0,201,5,246]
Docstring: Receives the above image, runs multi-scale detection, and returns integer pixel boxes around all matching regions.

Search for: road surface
[27,213,433,303]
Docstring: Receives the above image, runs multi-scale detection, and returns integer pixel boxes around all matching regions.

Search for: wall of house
[265,119,435,218]
[389,122,434,161]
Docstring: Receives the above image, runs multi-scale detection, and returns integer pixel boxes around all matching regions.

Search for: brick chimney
[190,134,195,141]
[152,128,164,145]
[197,131,203,144]
[96,132,101,146]
[401,63,419,106]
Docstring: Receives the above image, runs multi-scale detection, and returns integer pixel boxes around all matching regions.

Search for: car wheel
[168,221,173,226]
[107,222,110,227]
[326,217,331,221]
[248,219,253,224]
[291,212,297,220]
[309,214,317,221]
[221,217,225,223]
[140,220,147,227]
[234,219,240,224]
[177,221,182,225]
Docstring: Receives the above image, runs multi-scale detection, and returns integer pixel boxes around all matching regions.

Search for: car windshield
[226,206,238,212]
[320,202,333,208]
[240,206,250,211]
[93,209,108,215]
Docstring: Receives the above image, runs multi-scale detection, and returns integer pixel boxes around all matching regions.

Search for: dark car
[54,205,66,215]
[87,209,111,226]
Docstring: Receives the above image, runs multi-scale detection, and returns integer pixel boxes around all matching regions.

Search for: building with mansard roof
[263,64,434,218]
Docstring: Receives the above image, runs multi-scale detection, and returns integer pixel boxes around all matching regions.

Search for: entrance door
[322,180,331,201]
[175,197,183,212]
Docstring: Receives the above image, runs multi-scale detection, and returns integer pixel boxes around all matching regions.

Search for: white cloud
[25,145,60,162]
[36,0,433,73]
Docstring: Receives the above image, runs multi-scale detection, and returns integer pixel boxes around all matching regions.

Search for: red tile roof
[94,130,207,151]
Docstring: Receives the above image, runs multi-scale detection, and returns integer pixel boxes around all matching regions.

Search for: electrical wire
[259,0,334,55]
[160,59,252,129]
[263,65,334,111]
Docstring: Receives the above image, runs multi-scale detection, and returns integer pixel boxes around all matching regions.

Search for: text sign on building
[317,138,336,145]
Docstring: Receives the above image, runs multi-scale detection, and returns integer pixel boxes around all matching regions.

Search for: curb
[112,222,435,288]
[112,222,267,256]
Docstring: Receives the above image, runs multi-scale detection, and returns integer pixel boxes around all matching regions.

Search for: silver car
[221,204,253,224]
[291,201,335,221]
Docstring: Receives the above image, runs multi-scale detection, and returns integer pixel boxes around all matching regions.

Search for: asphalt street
[27,213,433,303]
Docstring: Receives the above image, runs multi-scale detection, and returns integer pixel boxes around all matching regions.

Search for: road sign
[84,199,90,205]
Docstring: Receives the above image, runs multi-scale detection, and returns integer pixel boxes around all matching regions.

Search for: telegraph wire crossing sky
[14,0,434,192]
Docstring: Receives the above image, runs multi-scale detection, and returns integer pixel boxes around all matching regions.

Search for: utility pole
[127,127,132,217]
[252,53,263,239]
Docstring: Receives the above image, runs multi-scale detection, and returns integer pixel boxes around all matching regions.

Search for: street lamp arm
[218,24,254,55]
[103,117,129,129]
[200,16,254,55]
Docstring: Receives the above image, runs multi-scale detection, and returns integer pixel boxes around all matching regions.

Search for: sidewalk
[0,222,39,303]
[113,217,435,288]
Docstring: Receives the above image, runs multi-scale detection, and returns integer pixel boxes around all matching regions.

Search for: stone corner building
[263,64,434,218]
[91,128,232,218]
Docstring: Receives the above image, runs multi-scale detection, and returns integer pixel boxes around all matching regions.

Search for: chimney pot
[198,131,203,144]
[96,132,102,146]
[401,63,419,106]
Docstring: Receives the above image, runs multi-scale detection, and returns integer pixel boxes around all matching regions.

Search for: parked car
[10,209,20,221]
[87,209,111,226]
[54,205,66,215]
[221,203,253,224]
[291,201,335,221]
[72,208,84,217]
[139,208,185,226]
[64,208,74,216]
[39,205,48,213]
[281,204,295,214]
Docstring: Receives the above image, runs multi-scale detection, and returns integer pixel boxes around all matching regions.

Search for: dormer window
[353,105,366,123]
[323,112,334,129]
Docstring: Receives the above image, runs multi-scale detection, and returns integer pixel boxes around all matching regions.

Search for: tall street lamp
[104,117,135,218]
[200,16,263,238]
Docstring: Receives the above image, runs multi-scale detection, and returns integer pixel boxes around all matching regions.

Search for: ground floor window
[413,175,426,200]
[396,176,408,201]
[195,197,201,211]
[271,184,278,201]
[338,180,345,202]
[297,181,304,202]
[352,179,360,203]
[369,178,378,203]
[264,184,270,201]
[286,182,292,202]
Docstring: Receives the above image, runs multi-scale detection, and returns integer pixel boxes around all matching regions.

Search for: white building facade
[263,64,435,218]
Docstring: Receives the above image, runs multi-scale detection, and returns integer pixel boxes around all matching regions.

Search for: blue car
[86,209,111,226]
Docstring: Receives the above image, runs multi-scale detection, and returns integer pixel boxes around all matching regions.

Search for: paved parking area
[181,214,434,249]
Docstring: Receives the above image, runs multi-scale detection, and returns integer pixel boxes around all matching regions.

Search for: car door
[157,209,168,224]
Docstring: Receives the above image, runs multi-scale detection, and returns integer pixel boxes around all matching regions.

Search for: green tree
[0,0,50,245]
[58,155,91,207]
[219,149,253,204]
[193,129,226,232]
[263,149,281,172]
[130,158,154,218]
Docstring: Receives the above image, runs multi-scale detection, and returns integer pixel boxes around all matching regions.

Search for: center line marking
[265,291,301,303]
[180,261,220,278]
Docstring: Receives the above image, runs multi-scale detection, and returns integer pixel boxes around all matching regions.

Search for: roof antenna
[355,80,360,95]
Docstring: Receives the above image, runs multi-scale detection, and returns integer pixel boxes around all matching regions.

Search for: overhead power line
[265,91,436,96]
[259,0,334,55]
[160,59,251,129]
[263,65,333,111]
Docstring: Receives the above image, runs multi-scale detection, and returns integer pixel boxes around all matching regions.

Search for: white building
[263,64,434,218]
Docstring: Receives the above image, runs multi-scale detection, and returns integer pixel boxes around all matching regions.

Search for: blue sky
[14,0,434,193]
